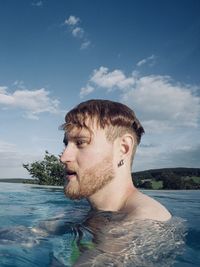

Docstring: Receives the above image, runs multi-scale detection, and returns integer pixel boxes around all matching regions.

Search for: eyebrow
[63,134,90,144]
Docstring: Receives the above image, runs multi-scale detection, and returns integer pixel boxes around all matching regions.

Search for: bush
[23,151,65,186]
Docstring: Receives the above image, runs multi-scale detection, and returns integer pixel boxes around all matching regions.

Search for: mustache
[64,165,81,183]
[64,166,79,174]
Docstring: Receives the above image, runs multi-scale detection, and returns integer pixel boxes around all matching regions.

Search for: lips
[66,169,77,179]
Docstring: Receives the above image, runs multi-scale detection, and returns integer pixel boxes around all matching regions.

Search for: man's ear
[120,134,134,158]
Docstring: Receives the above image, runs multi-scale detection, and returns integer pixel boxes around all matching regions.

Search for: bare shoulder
[125,190,172,222]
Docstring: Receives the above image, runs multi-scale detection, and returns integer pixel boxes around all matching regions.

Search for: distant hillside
[132,167,200,189]
[0,178,37,184]
[1,167,200,189]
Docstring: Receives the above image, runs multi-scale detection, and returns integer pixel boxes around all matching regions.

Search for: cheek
[76,150,97,168]
[77,146,113,168]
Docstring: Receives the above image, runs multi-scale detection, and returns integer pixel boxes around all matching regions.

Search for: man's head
[60,99,144,199]
[62,99,144,162]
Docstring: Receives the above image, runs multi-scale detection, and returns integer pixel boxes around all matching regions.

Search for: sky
[0,0,200,178]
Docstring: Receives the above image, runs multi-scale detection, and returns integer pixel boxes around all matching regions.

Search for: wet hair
[60,99,144,146]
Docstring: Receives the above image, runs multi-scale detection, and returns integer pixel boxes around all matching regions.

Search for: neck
[88,172,136,212]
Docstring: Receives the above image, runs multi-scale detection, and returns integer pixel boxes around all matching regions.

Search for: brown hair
[61,99,144,146]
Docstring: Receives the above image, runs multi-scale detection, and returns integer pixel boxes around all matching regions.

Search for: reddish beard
[64,156,114,199]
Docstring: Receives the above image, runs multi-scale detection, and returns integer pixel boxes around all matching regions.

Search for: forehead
[65,117,102,136]
[65,126,91,138]
[65,126,110,145]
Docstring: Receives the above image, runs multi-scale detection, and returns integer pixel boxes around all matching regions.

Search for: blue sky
[0,0,200,178]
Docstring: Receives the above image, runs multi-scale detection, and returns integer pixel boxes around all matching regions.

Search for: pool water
[0,183,199,267]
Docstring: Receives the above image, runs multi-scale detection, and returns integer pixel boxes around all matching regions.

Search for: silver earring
[118,159,124,167]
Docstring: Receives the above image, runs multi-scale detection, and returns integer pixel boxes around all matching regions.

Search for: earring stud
[118,159,124,167]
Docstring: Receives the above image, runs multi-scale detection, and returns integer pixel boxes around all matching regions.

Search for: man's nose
[60,145,75,164]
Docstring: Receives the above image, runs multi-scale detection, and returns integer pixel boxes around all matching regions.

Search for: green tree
[162,173,184,189]
[141,180,153,189]
[23,151,65,186]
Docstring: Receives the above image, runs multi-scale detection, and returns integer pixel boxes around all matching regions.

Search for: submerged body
[0,183,188,267]
[72,210,184,267]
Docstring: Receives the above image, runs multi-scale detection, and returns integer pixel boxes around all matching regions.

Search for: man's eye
[76,140,87,147]
[63,140,68,147]
[64,143,68,148]
[63,136,68,147]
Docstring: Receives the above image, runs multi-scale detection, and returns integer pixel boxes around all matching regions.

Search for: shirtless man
[60,99,171,222]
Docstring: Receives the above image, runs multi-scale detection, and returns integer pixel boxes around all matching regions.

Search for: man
[58,99,185,267]
[60,99,171,221]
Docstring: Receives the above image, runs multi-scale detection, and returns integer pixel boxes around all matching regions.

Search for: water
[0,182,199,267]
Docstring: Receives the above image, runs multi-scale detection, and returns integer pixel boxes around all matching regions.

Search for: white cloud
[136,54,156,67]
[31,1,43,7]
[0,86,61,119]
[63,15,90,49]
[80,67,200,131]
[0,140,17,154]
[64,15,80,26]
[72,27,84,38]
[80,85,94,98]
[123,75,200,130]
[0,86,7,94]
[168,144,200,167]
[13,80,25,89]
[0,140,24,169]
[81,40,91,50]
[134,141,200,171]
[134,145,165,171]
[0,140,43,178]
[90,67,135,90]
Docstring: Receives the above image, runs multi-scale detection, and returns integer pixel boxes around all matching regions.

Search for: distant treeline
[1,152,199,190]
[132,168,200,190]
[0,178,36,184]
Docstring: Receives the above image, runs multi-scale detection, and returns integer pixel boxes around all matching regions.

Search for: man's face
[60,122,116,199]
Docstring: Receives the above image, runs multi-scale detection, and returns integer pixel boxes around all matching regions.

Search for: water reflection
[0,183,188,267]
[72,211,186,267]
[0,211,186,266]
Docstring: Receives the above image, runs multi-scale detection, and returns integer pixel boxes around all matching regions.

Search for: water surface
[0,183,199,266]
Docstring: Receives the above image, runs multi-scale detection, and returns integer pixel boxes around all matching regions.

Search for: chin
[64,185,81,199]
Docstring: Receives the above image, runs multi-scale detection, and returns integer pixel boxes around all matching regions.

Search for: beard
[64,156,115,200]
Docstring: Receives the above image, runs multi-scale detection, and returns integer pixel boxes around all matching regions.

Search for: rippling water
[0,183,199,267]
